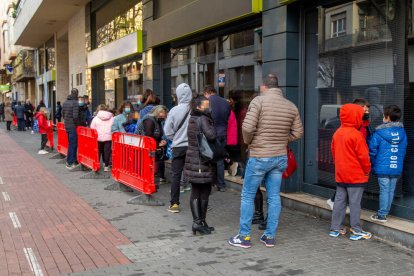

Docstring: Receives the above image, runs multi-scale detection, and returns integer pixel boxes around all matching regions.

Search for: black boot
[252,189,264,224]
[200,199,214,231]
[258,215,267,230]
[190,199,211,235]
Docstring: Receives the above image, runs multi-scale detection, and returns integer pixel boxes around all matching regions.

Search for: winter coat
[184,110,217,184]
[369,122,407,177]
[55,104,62,119]
[79,105,89,127]
[164,83,192,148]
[111,113,127,133]
[227,110,238,145]
[331,104,371,186]
[36,112,50,134]
[24,103,34,118]
[209,94,231,137]
[4,106,13,121]
[14,105,25,119]
[139,104,155,119]
[62,95,80,129]
[140,115,163,143]
[90,111,114,142]
[0,103,4,114]
[242,88,303,158]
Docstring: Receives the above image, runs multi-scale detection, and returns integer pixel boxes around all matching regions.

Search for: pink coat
[90,110,114,141]
[227,110,238,145]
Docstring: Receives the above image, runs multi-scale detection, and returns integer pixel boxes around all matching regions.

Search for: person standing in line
[54,101,62,123]
[163,83,192,213]
[4,102,14,131]
[139,94,157,119]
[83,95,92,125]
[329,103,372,241]
[78,96,89,127]
[185,96,217,235]
[24,99,34,130]
[62,88,81,170]
[111,101,134,133]
[229,74,303,248]
[0,102,5,122]
[90,104,114,172]
[35,100,46,113]
[203,85,231,192]
[36,107,51,155]
[369,105,407,223]
[15,101,26,131]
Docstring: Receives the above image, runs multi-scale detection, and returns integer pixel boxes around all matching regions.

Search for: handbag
[196,117,226,161]
[282,147,298,179]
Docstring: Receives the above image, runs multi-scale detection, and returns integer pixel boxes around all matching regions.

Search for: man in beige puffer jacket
[229,74,303,249]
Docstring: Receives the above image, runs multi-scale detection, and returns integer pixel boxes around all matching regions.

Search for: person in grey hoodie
[164,83,192,213]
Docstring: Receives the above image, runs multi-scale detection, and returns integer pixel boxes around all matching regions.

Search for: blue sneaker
[228,234,252,248]
[260,235,275,247]
[329,228,347,237]
[349,228,372,241]
[370,213,387,223]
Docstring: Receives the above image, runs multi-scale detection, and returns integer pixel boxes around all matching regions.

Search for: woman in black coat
[185,96,217,235]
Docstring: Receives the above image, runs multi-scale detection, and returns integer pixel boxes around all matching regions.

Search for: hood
[364,87,381,104]
[339,103,364,129]
[96,110,113,121]
[35,112,45,119]
[176,83,192,104]
[376,122,407,144]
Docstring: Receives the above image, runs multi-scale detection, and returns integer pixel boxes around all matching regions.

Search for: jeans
[66,127,78,165]
[239,155,287,238]
[378,177,398,216]
[170,147,187,205]
[17,118,25,131]
[215,136,227,188]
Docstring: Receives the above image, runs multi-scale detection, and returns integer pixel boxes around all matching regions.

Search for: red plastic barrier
[57,122,68,156]
[77,126,100,171]
[12,115,17,127]
[46,120,54,150]
[111,132,157,195]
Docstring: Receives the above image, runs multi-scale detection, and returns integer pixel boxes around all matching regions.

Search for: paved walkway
[1,125,414,275]
[0,128,131,276]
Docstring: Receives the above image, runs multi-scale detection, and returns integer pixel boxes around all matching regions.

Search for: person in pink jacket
[227,109,238,146]
[90,104,114,172]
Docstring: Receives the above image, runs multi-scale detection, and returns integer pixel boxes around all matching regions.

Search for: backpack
[135,115,160,137]
[33,119,39,133]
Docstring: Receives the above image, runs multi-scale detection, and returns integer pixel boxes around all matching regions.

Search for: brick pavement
[0,128,131,276]
[2,124,414,276]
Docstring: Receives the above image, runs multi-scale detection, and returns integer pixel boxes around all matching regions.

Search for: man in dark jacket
[24,100,34,129]
[54,101,62,123]
[15,102,26,131]
[0,102,5,122]
[62,88,80,170]
[203,85,231,192]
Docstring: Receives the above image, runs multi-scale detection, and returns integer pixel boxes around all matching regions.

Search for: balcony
[13,0,89,47]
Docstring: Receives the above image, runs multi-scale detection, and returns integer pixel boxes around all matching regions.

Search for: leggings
[190,183,212,201]
[98,141,112,167]
[41,134,48,150]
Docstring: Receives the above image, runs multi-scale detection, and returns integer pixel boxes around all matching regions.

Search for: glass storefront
[302,0,414,218]
[162,27,262,161]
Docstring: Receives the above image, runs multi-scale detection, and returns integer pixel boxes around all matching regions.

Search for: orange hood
[340,103,364,129]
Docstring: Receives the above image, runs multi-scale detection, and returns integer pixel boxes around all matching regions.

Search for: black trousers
[41,134,48,150]
[170,146,187,205]
[156,160,165,178]
[98,141,112,167]
[6,121,11,131]
[190,183,212,201]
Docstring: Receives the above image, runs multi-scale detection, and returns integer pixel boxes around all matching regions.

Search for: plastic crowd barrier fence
[46,120,54,150]
[77,126,100,172]
[56,122,68,156]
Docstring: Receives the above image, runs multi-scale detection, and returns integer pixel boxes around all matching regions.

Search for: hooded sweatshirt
[90,110,114,141]
[331,104,371,185]
[163,83,192,148]
[369,122,407,176]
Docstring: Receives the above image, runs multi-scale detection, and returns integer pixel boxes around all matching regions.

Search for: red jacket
[227,110,238,146]
[36,112,50,134]
[331,104,371,185]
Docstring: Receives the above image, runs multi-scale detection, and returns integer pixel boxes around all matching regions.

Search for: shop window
[331,13,346,38]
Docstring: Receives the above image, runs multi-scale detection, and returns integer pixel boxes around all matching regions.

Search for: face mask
[362,113,370,121]
[79,102,84,106]
[137,101,141,105]
[124,108,131,113]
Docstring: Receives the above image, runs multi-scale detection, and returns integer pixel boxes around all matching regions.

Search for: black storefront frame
[296,2,414,221]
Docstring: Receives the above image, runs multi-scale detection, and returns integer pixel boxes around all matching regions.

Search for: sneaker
[217,187,226,192]
[180,186,186,193]
[159,178,167,184]
[167,204,180,213]
[370,213,387,223]
[326,199,334,210]
[228,234,252,248]
[329,228,347,237]
[184,185,191,191]
[104,166,110,172]
[66,164,73,170]
[260,235,275,247]
[349,228,372,241]
[31,130,34,134]
[38,150,48,155]
[229,162,238,176]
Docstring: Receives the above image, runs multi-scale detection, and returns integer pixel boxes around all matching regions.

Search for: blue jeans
[378,177,398,216]
[239,155,287,238]
[66,127,78,165]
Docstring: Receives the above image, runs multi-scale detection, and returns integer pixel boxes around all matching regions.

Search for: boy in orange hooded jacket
[329,103,372,241]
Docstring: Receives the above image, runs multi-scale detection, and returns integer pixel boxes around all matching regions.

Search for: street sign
[218,73,225,87]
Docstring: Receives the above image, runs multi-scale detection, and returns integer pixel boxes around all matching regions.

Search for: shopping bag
[282,147,298,179]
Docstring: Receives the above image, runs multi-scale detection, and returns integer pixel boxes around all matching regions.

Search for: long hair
[117,101,133,115]
[189,96,208,112]
[150,105,169,118]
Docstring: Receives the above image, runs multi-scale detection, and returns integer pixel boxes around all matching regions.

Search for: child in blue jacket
[369,105,407,223]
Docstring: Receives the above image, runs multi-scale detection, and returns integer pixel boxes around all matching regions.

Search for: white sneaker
[38,150,48,155]
[229,162,238,176]
[326,199,334,210]
[31,130,34,134]
[346,206,351,214]
[104,166,110,172]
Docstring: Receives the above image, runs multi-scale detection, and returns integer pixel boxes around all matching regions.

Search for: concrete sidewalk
[2,124,414,275]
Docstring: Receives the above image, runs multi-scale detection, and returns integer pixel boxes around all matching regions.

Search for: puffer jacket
[4,106,14,121]
[369,122,407,177]
[90,110,114,141]
[184,110,217,184]
[62,95,79,129]
[36,112,50,134]
[332,104,371,185]
[242,88,303,158]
